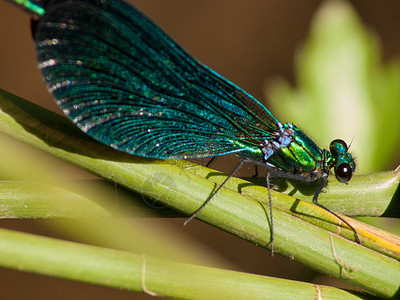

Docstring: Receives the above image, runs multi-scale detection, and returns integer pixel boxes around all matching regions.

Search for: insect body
[9,0,360,250]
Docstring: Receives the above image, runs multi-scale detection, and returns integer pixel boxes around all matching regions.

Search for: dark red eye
[335,163,353,183]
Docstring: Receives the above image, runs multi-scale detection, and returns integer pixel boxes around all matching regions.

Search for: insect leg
[266,173,275,256]
[205,156,218,168]
[183,159,247,226]
[312,173,361,244]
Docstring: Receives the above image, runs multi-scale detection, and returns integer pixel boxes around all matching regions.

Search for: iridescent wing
[35,0,279,158]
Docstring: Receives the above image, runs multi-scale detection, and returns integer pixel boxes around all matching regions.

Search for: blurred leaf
[266,0,400,173]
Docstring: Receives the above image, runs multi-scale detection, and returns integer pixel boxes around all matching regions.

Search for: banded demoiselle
[8,0,361,252]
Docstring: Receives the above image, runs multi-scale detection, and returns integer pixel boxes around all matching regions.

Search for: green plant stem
[0,227,369,299]
[1,89,400,297]
[0,179,181,219]
[248,169,400,217]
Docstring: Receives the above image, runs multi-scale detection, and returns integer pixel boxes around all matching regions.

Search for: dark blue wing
[35,0,279,158]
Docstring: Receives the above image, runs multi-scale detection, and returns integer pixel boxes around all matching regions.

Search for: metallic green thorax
[267,124,324,174]
[236,123,355,181]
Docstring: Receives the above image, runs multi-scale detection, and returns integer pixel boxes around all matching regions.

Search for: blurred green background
[1,0,400,298]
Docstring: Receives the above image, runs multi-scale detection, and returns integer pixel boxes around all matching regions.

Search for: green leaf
[266,0,400,173]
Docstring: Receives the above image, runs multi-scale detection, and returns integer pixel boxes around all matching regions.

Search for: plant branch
[0,89,400,297]
[0,227,371,299]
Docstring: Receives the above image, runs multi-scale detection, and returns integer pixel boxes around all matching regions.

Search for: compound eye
[330,139,348,151]
[335,163,353,183]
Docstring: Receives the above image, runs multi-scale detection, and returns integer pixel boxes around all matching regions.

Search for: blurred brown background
[0,0,400,298]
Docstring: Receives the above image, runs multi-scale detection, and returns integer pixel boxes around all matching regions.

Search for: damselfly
[8,0,361,252]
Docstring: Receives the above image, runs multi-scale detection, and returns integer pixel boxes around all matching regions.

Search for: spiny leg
[313,173,361,244]
[253,164,259,178]
[263,169,307,256]
[183,159,247,226]
[205,156,217,168]
[266,173,275,256]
